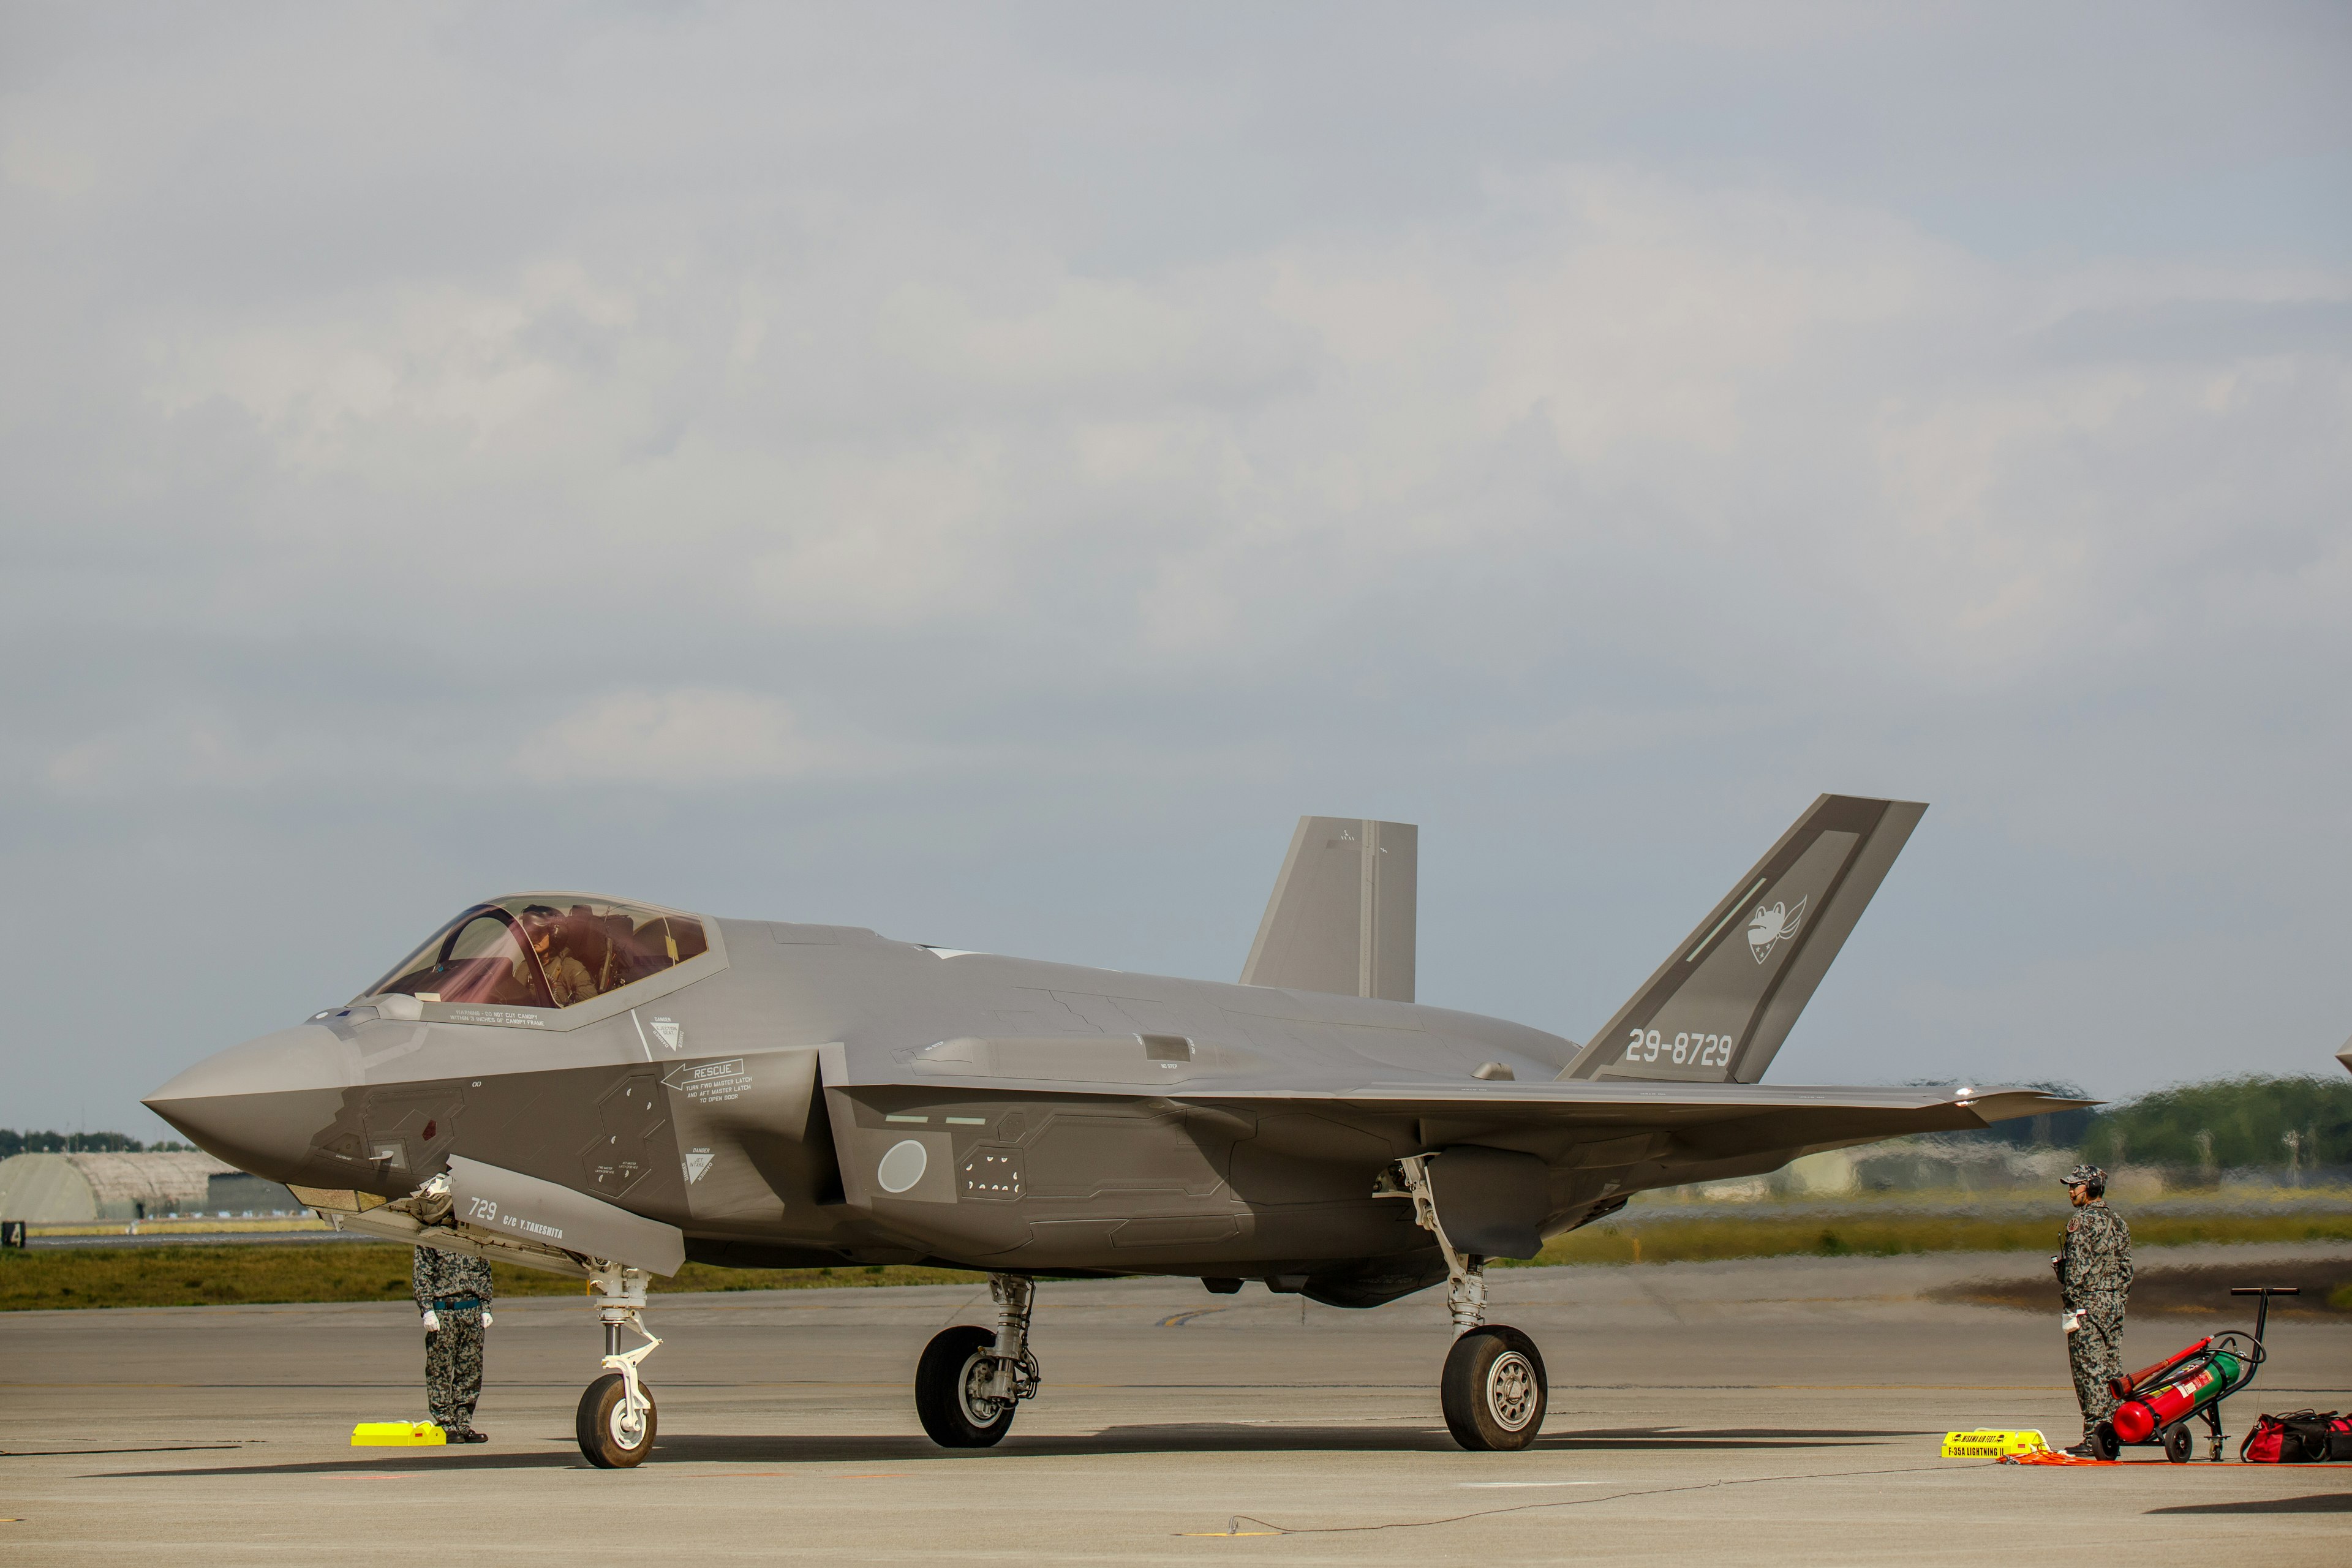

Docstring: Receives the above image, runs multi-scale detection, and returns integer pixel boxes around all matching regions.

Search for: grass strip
[0,1243,981,1311]
[1507,1212,2352,1267]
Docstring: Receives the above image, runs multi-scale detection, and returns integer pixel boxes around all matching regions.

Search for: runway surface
[6,1243,2348,1564]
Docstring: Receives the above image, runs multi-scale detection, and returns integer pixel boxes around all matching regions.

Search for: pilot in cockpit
[519,906,598,1008]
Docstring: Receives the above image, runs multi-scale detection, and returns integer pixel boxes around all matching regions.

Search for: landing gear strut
[915,1273,1041,1447]
[1382,1154,1548,1451]
[576,1262,661,1468]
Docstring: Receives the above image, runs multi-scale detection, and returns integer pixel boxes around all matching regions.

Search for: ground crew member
[414,1244,494,1442]
[2052,1162,2132,1456]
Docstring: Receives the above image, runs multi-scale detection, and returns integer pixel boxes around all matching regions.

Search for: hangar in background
[0,1151,300,1222]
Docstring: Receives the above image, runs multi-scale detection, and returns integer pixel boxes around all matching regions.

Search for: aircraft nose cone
[145,1025,350,1184]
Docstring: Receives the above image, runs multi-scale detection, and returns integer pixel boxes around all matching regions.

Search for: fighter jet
[146,794,2081,1464]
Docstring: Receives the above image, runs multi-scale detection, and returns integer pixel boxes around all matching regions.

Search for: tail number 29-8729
[1623,1028,1735,1068]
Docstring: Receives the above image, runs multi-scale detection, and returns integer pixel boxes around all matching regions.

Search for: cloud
[511,688,840,786]
[42,710,303,794]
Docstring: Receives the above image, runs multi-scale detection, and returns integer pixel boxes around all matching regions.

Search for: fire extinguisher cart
[2097,1285,2298,1463]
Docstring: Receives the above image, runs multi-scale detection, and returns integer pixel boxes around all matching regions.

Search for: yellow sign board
[1942,1429,2047,1458]
[352,1421,447,1447]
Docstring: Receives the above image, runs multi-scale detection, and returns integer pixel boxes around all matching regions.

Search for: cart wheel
[2092,1421,2119,1461]
[2163,1423,2193,1463]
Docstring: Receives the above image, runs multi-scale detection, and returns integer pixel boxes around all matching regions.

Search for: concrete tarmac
[5,1243,2348,1565]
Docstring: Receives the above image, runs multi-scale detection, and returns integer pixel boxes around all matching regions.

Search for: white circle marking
[878,1139,928,1194]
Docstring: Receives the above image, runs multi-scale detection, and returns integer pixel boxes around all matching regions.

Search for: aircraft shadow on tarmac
[1539,1427,1918,1450]
[102,1425,1912,1477]
[2147,1494,2352,1515]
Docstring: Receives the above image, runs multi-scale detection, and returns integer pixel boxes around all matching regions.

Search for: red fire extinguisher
[2111,1347,2245,1443]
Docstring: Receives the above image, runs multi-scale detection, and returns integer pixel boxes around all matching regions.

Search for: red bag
[2241,1411,2351,1463]
[2241,1414,2291,1463]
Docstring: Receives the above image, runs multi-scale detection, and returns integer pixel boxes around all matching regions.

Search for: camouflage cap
[2062,1163,2106,1190]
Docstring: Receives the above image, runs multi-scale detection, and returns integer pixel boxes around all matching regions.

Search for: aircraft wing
[1158,1081,2089,1165]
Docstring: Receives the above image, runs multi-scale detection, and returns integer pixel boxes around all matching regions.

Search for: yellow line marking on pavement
[1180,1523,1283,1537]
[1157,1308,1227,1327]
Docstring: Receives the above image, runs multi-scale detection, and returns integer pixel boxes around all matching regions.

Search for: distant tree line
[0,1129,196,1157]
[1940,1074,2352,1172]
[2078,1076,2352,1172]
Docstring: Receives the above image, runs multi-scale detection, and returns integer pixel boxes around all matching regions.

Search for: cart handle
[2230,1286,2300,1344]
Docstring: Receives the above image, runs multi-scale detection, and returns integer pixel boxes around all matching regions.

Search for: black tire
[2092,1421,2120,1461]
[1440,1326,1548,1452]
[575,1371,657,1468]
[2163,1423,2193,1463]
[915,1325,1016,1449]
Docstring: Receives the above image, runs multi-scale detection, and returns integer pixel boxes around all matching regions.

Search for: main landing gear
[916,1273,1041,1447]
[1382,1155,1549,1451]
[576,1262,662,1468]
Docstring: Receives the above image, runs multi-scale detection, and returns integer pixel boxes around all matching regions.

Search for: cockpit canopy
[364,895,709,1011]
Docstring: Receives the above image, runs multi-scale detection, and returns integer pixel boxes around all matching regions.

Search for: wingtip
[1951,1087,2100,1124]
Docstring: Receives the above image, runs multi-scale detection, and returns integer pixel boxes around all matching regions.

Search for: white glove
[480,1310,492,1327]
[420,1309,442,1332]
[2061,1310,2082,1335]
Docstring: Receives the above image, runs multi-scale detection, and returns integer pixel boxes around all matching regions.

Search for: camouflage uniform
[413,1246,494,1433]
[2060,1201,2132,1437]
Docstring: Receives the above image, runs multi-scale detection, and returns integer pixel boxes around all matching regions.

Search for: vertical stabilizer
[1561,794,1925,1084]
[1242,817,1417,1001]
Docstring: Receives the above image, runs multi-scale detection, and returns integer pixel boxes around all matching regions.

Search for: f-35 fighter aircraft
[147,794,2080,1464]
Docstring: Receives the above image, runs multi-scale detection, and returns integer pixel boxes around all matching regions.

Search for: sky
[2,2,2348,1138]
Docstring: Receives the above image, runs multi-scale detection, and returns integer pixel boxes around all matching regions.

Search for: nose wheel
[1380,1154,1551,1452]
[578,1370,658,1466]
[575,1262,662,1469]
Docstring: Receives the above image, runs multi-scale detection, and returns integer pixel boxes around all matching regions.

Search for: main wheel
[1441,1326,1548,1452]
[575,1371,657,1468]
[915,1325,1016,1449]
[2163,1423,2193,1463]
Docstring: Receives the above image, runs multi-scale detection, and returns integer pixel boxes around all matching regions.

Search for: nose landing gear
[1384,1154,1550,1451]
[576,1262,662,1468]
[916,1273,1041,1447]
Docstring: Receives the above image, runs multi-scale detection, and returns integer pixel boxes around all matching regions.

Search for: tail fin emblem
[1746,897,1807,963]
